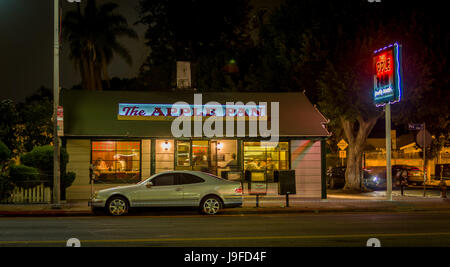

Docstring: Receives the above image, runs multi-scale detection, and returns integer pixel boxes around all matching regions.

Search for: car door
[138,173,184,207]
[179,173,206,206]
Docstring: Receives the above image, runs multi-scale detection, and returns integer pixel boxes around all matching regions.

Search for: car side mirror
[146,182,153,188]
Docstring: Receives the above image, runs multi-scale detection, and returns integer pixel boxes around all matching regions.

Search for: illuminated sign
[118,103,267,121]
[373,43,402,106]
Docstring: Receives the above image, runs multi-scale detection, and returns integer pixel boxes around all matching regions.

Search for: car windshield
[136,174,158,185]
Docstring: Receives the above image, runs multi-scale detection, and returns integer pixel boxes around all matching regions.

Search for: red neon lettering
[226,108,236,117]
[205,108,216,116]
[122,106,140,116]
[166,108,177,117]
[193,108,203,116]
[180,108,191,116]
[151,107,165,117]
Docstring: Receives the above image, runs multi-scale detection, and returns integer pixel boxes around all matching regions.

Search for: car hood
[98,184,140,195]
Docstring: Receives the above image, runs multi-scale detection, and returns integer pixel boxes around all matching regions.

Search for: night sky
[0,0,281,102]
[0,0,148,102]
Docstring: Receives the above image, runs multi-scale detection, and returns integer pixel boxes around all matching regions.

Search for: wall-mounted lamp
[162,141,171,151]
[217,142,224,151]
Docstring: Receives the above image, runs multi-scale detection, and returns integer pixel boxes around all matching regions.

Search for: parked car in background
[326,166,346,189]
[326,165,423,191]
[90,171,243,216]
[363,165,422,190]
[363,166,387,190]
[326,166,374,190]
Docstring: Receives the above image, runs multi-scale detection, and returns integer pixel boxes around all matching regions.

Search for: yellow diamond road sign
[337,139,348,151]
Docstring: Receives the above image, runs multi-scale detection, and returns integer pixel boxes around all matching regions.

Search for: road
[1,211,450,247]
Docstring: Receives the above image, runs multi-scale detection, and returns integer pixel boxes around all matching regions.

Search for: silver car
[90,171,243,216]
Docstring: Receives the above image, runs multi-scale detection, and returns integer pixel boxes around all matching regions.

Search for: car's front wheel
[200,196,222,215]
[106,196,129,216]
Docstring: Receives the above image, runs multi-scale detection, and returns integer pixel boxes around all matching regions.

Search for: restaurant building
[61,89,330,200]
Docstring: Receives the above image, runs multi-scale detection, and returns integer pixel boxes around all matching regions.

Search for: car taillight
[235,187,243,194]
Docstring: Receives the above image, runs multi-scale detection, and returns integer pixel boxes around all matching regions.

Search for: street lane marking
[2,232,450,245]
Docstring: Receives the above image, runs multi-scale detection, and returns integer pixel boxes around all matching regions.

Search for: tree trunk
[80,58,90,90]
[94,64,103,91]
[341,115,381,191]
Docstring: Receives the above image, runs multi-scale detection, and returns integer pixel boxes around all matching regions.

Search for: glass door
[176,141,191,170]
[192,140,209,172]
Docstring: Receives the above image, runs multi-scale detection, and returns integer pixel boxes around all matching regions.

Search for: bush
[20,145,71,185]
[9,164,41,189]
[19,145,75,198]
[20,146,60,176]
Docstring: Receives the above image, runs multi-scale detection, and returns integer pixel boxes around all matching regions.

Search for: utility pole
[52,0,61,208]
[423,122,427,197]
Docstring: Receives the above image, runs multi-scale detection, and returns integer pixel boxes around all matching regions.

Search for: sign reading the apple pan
[373,43,403,106]
[118,103,268,121]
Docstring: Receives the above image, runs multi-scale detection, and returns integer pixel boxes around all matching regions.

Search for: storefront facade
[61,90,330,200]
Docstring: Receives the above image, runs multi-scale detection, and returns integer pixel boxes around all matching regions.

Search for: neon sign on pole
[373,43,402,106]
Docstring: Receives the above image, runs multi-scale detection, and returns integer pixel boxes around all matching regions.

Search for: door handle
[175,188,183,191]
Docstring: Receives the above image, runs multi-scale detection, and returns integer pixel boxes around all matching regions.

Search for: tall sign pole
[52,0,61,207]
[385,104,392,201]
[373,43,403,201]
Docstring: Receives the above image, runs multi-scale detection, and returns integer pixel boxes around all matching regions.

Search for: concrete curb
[1,200,450,217]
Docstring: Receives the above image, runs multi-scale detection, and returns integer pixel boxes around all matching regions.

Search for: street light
[52,0,82,208]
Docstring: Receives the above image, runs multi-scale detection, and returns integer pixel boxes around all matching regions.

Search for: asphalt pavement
[1,212,450,247]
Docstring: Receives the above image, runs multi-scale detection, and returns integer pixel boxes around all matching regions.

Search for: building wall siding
[66,139,91,200]
[290,140,322,198]
[142,139,151,179]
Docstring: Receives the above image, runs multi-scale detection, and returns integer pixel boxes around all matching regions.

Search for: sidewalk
[0,191,449,217]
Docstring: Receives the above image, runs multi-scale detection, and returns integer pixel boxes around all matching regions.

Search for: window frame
[243,141,291,181]
[150,172,179,187]
[91,139,142,184]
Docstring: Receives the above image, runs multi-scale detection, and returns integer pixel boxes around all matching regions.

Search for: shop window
[176,141,191,169]
[92,141,141,184]
[155,140,174,173]
[243,142,289,181]
[215,140,238,177]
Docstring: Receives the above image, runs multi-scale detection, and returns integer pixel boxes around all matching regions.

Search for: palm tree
[63,0,138,91]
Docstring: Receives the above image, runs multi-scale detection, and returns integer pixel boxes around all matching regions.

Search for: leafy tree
[0,99,21,156]
[62,0,138,91]
[137,0,254,91]
[253,0,447,191]
[0,141,11,171]
[318,2,444,190]
[16,87,53,152]
[0,141,13,201]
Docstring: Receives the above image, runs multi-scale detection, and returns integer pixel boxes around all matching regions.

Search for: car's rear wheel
[106,196,129,216]
[200,196,222,215]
